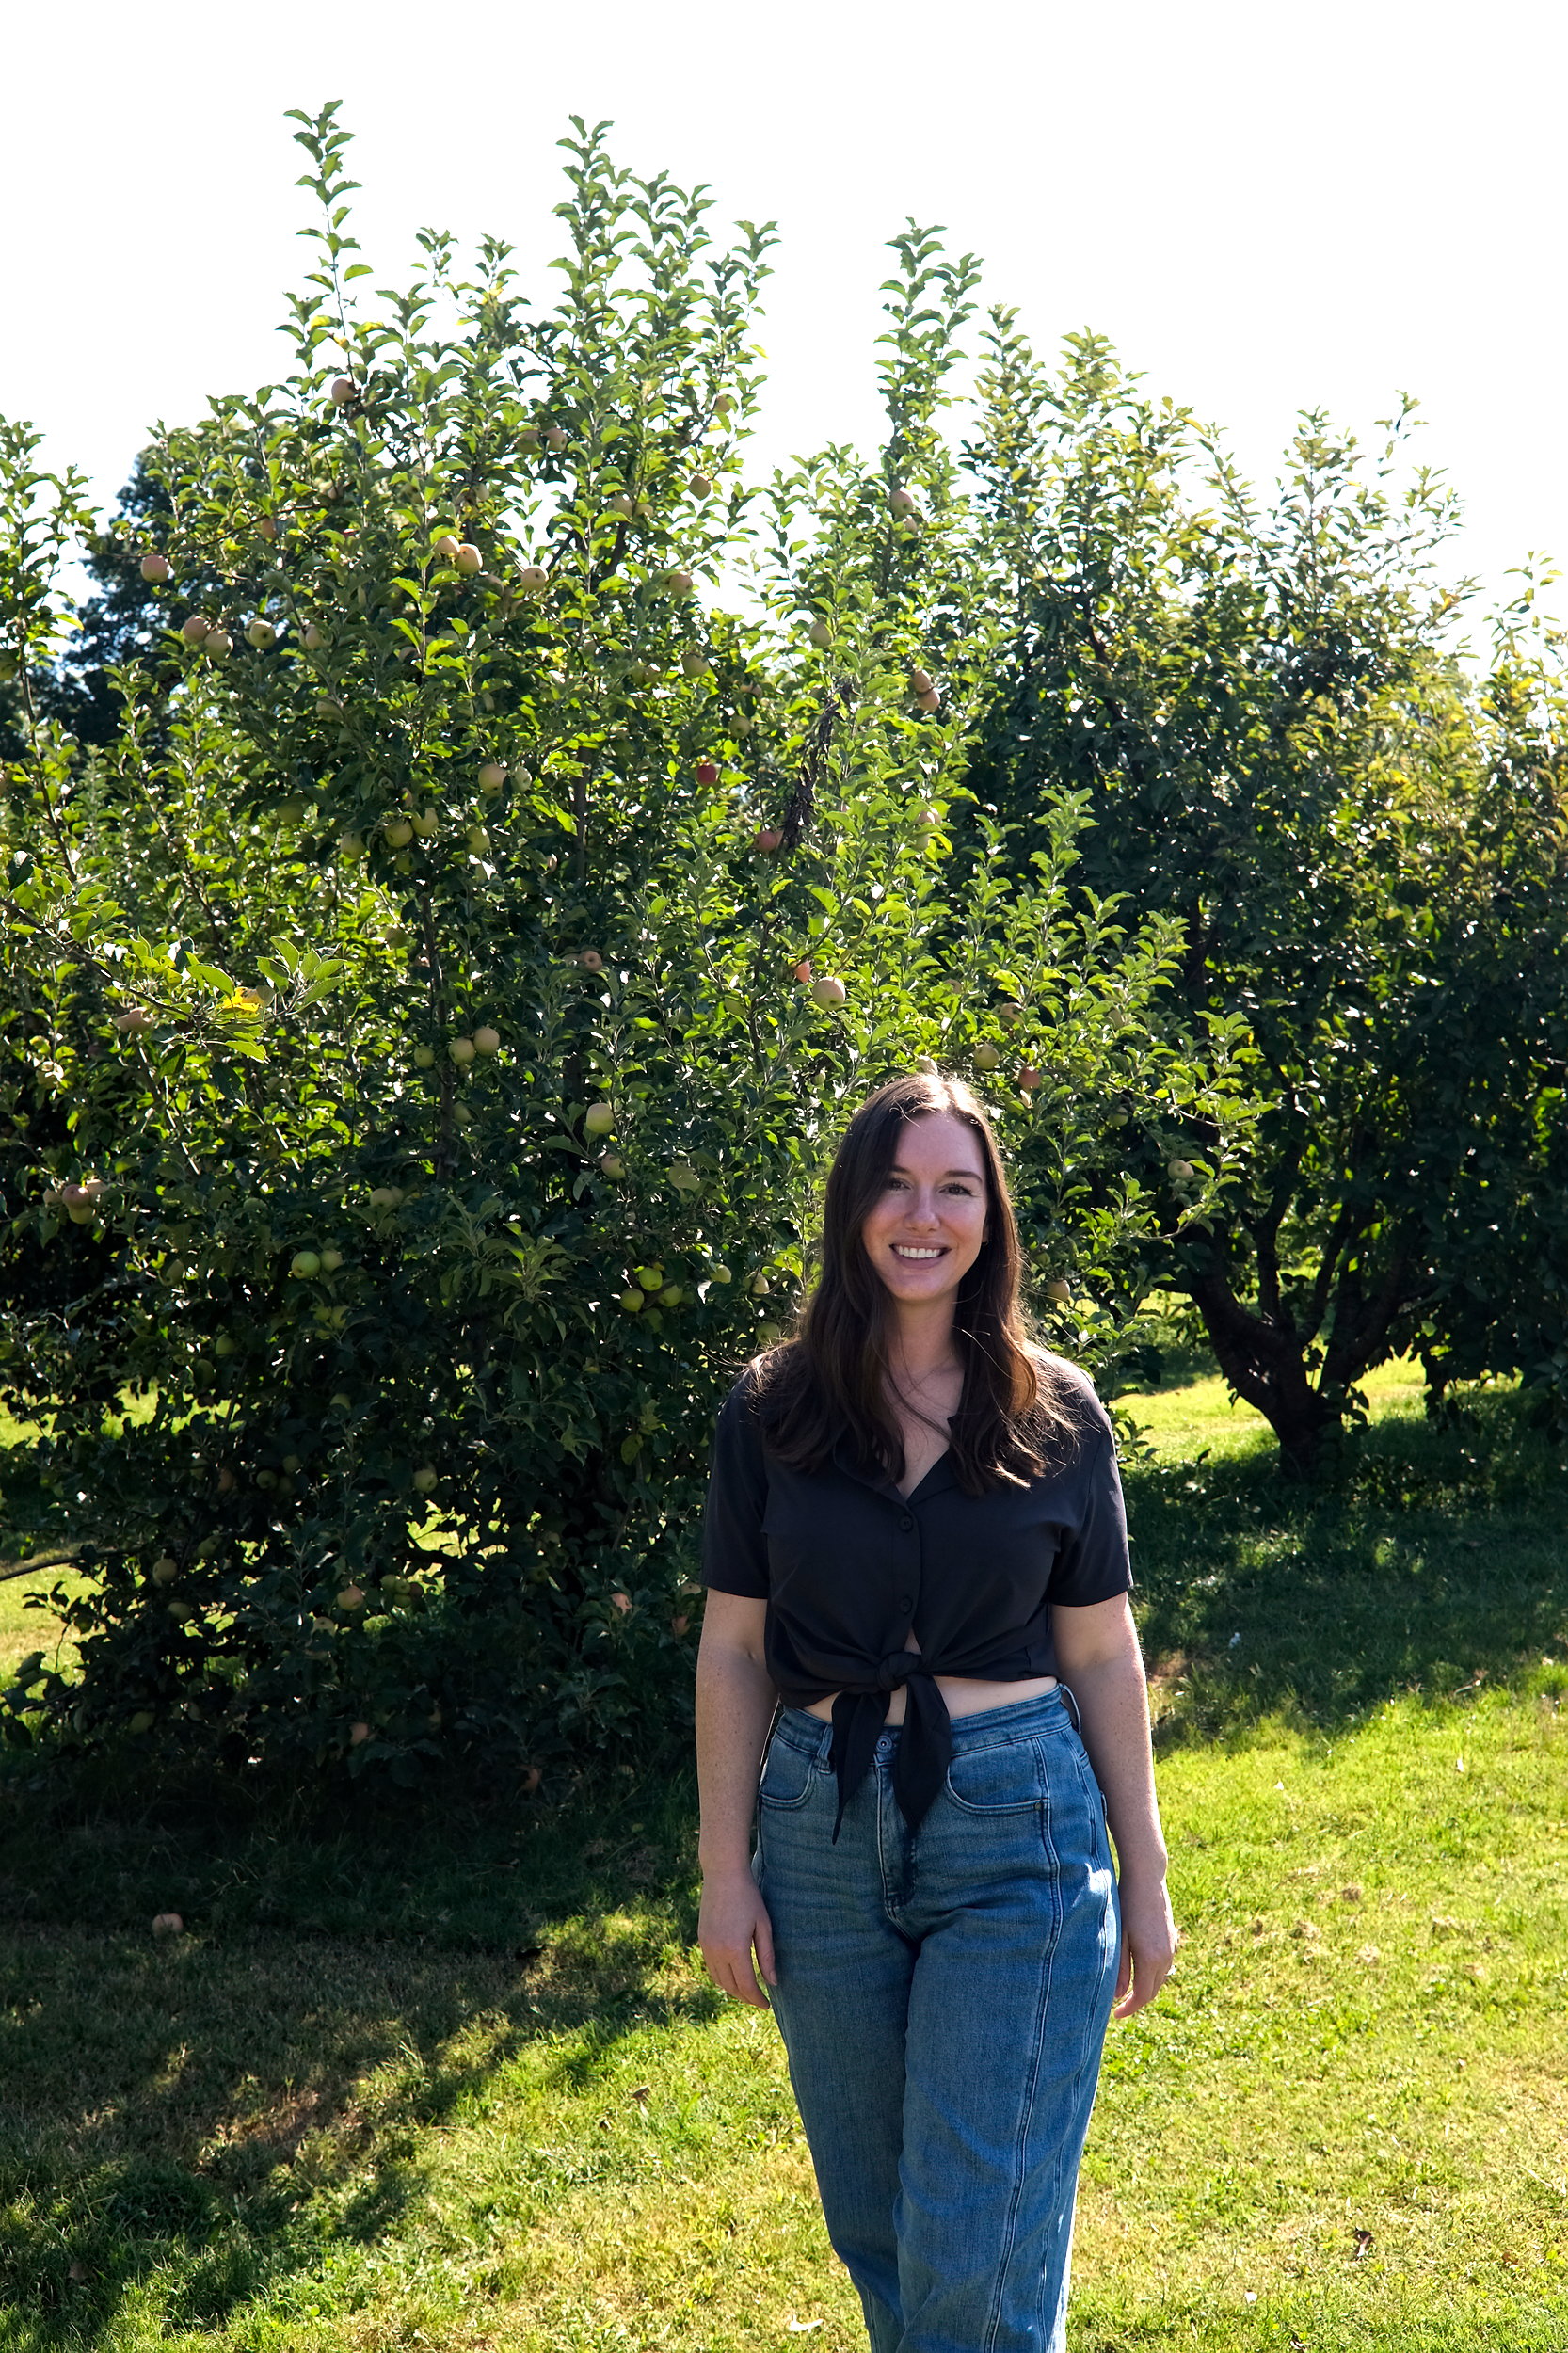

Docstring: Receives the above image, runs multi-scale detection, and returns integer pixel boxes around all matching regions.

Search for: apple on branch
[140,552,171,584]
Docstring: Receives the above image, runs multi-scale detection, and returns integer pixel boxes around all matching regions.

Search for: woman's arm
[696,1591,779,2009]
[1052,1592,1177,2018]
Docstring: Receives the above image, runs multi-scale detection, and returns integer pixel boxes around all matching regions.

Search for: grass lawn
[1,1373,1565,2350]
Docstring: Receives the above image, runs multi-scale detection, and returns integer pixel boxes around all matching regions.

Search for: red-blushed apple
[998,1000,1024,1026]
[908,666,935,695]
[256,515,279,541]
[303,620,326,650]
[612,1592,632,1613]
[473,1024,500,1054]
[973,1041,1001,1071]
[889,487,917,516]
[812,974,847,1008]
[793,959,814,983]
[636,1264,664,1291]
[916,804,942,831]
[290,1249,322,1278]
[349,1721,371,1745]
[181,614,212,646]
[205,629,232,660]
[449,1036,476,1065]
[547,424,569,453]
[140,552,171,584]
[412,1465,438,1492]
[688,472,713,498]
[320,1248,344,1273]
[619,1289,644,1312]
[477,760,507,792]
[754,826,782,854]
[151,1910,184,1933]
[808,618,833,648]
[917,687,940,713]
[1018,1067,1042,1092]
[670,1613,690,1637]
[113,1007,153,1034]
[216,1466,236,1493]
[584,1101,616,1136]
[665,568,694,595]
[1044,1277,1073,1304]
[580,949,605,972]
[519,565,549,593]
[456,543,482,574]
[696,760,719,786]
[245,619,276,650]
[330,376,356,406]
[519,425,541,452]
[600,1152,626,1177]
[522,1765,542,1793]
[152,1556,179,1584]
[337,1585,365,1610]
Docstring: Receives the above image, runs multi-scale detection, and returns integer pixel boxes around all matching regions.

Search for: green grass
[1,1375,1566,2349]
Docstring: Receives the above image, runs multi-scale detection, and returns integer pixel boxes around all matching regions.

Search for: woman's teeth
[892,1245,943,1259]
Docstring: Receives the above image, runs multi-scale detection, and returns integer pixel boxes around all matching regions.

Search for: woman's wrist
[699,1848,756,1882]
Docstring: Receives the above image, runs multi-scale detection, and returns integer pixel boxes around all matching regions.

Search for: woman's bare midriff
[804,1671,1059,1726]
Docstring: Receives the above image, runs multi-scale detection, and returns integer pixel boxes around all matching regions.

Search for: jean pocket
[758,1736,819,1810]
[943,1737,1047,1815]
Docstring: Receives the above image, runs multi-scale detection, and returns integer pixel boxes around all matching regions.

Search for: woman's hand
[699,1866,777,2008]
[1112,1868,1178,2018]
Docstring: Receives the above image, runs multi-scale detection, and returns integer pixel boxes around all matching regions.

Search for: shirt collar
[830,1435,958,1503]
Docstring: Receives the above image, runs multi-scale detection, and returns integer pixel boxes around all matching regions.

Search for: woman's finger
[753,1907,777,1988]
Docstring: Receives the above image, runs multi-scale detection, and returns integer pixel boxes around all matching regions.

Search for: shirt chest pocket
[943,1737,1048,1816]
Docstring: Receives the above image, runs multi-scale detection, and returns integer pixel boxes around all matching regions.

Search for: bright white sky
[9,0,1565,634]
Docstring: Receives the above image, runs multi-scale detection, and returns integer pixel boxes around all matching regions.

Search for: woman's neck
[887,1298,961,1387]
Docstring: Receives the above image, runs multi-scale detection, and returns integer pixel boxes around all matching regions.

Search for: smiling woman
[694,1070,1177,2353]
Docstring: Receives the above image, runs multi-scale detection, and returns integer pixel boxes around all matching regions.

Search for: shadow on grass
[1126,1390,1568,1744]
[0,1761,713,2345]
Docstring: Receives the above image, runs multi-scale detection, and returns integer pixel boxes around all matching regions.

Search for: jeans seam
[982,1788,1063,2353]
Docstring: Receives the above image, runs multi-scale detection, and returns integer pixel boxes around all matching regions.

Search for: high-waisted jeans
[754,1689,1120,2353]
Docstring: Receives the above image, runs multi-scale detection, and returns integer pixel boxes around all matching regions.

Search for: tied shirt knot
[829,1654,953,1840]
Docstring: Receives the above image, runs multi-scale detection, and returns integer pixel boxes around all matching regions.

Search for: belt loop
[1056,1680,1082,1735]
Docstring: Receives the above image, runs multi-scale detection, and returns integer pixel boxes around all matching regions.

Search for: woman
[696,1070,1176,2353]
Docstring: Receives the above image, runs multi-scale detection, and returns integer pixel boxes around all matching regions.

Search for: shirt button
[899,1593,914,1612]
[899,1513,914,1532]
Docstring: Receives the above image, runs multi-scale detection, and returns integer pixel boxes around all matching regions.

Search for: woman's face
[859,1110,990,1312]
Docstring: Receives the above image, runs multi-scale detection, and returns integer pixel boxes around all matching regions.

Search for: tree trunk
[1182,1271,1339,1477]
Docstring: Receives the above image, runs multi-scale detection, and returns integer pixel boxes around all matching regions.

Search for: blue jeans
[754,1689,1120,2353]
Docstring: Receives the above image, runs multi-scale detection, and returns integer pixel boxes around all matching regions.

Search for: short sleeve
[1048,1428,1134,1607]
[700,1375,771,1598]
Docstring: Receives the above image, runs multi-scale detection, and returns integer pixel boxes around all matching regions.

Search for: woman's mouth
[890,1244,946,1261]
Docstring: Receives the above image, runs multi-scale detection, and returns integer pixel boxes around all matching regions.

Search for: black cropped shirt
[700,1360,1133,1836]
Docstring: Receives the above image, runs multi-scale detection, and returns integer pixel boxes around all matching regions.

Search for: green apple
[303,620,327,650]
[658,1284,684,1307]
[519,425,541,452]
[329,1391,352,1410]
[619,1289,644,1312]
[290,1249,322,1278]
[337,831,365,861]
[413,1045,435,1069]
[709,1264,733,1284]
[607,491,634,518]
[384,817,413,848]
[1168,1158,1195,1182]
[750,1272,772,1296]
[180,614,212,646]
[467,824,491,854]
[320,1248,344,1272]
[246,618,276,650]
[688,472,713,498]
[368,1185,405,1209]
[449,1036,476,1065]
[680,648,710,677]
[212,1335,236,1357]
[478,760,507,792]
[412,1465,438,1493]
[152,1556,179,1584]
[1043,1277,1072,1305]
[713,392,736,416]
[204,629,232,660]
[812,975,847,1008]
[129,1711,156,1736]
[809,618,833,648]
[973,1041,1001,1071]
[472,1024,500,1053]
[547,424,569,452]
[584,1101,616,1136]
[636,1264,664,1291]
[600,1153,626,1178]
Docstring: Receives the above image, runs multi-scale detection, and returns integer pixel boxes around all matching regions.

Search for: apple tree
[0,112,1254,1785]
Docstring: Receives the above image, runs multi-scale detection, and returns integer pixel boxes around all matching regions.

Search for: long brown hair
[756,1071,1081,1491]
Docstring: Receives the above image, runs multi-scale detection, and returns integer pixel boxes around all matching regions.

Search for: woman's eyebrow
[888,1162,986,1181]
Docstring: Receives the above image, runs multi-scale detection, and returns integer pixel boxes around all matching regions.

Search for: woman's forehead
[889,1110,986,1176]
